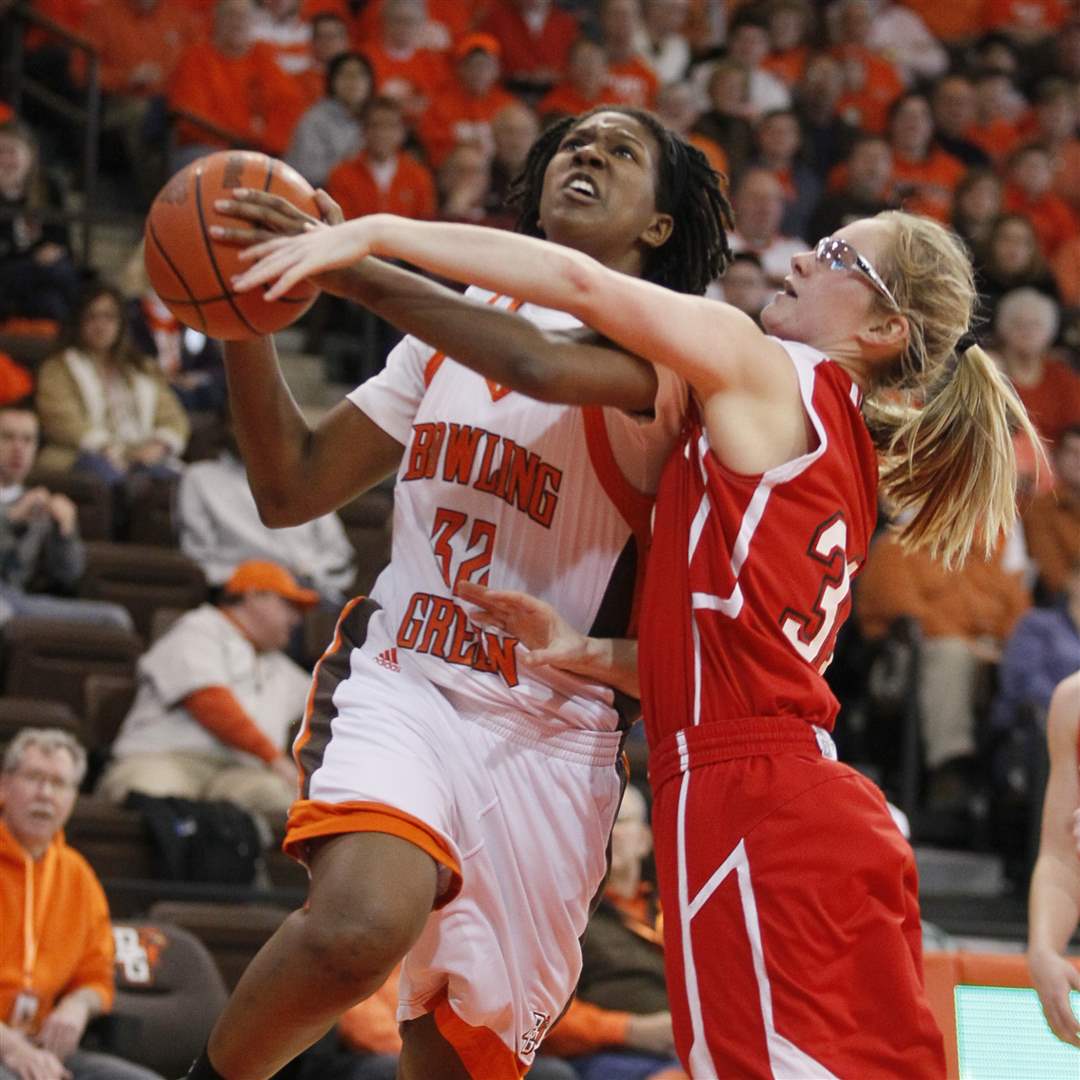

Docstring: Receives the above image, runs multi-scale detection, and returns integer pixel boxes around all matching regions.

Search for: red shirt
[640,345,878,741]
[362,43,452,118]
[606,56,659,109]
[481,0,579,81]
[419,82,519,166]
[327,151,437,222]
[1003,185,1080,258]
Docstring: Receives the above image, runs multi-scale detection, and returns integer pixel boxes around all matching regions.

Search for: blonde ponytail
[865,343,1042,568]
[862,212,1045,569]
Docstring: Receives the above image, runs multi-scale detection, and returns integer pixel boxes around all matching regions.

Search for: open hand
[1029,947,1080,1047]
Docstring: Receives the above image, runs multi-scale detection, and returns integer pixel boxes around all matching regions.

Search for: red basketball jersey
[640,341,879,743]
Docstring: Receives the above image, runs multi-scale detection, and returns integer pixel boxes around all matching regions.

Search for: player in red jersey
[1028,670,1080,1046]
[237,205,1040,1077]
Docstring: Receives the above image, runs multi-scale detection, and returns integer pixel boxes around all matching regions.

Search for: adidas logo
[375,648,400,672]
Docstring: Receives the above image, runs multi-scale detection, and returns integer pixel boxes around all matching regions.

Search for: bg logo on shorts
[520,1010,551,1056]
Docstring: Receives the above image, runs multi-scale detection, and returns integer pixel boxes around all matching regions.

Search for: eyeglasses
[815,237,899,309]
[9,769,77,794]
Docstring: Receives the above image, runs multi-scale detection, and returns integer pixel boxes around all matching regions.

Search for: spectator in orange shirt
[793,53,860,176]
[348,0,481,53]
[951,167,1004,261]
[1002,143,1080,259]
[652,81,728,180]
[761,0,813,87]
[968,66,1027,164]
[1029,78,1080,214]
[983,0,1068,47]
[809,134,895,243]
[538,38,617,124]
[1023,424,1080,597]
[291,12,352,109]
[636,0,692,85]
[829,0,903,134]
[977,213,1062,329]
[600,0,659,110]
[327,96,436,222]
[886,91,966,223]
[482,0,580,94]
[252,0,314,79]
[931,75,992,169]
[419,33,518,169]
[722,10,791,120]
[361,0,452,121]
[692,60,755,181]
[896,0,983,46]
[993,287,1080,448]
[1051,232,1080,306]
[167,0,307,168]
[856,525,1031,813]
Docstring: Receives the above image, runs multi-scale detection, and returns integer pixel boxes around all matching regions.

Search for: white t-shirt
[111,604,311,763]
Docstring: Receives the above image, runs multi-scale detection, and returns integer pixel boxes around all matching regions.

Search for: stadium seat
[0,697,83,749]
[92,920,228,1078]
[25,467,114,541]
[77,542,207,639]
[1,617,143,739]
[126,474,180,547]
[337,485,393,595]
[83,671,137,749]
[147,900,290,990]
[66,796,157,884]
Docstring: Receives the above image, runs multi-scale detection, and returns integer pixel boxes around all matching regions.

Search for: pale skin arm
[233,214,793,403]
[455,581,640,698]
[1028,673,1080,1046]
[35,987,104,1060]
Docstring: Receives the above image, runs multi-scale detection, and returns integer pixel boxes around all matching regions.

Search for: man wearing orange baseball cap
[98,560,316,828]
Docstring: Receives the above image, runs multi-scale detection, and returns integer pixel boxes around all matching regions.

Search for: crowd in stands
[0,0,1079,1074]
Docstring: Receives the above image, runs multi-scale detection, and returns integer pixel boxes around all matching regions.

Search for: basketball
[144,151,320,341]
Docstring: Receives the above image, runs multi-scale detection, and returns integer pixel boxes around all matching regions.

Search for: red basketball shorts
[648,718,946,1079]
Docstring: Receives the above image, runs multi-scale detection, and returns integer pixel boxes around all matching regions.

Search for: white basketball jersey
[348,288,687,732]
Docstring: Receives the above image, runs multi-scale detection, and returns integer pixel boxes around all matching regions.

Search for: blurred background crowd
[0,1,1079,1078]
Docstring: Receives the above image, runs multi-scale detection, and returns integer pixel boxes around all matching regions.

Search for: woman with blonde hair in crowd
[237,204,1039,1076]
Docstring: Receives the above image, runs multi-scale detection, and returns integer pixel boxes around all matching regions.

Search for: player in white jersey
[184,107,734,1080]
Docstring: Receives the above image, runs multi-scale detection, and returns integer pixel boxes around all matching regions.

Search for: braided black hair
[505,106,735,297]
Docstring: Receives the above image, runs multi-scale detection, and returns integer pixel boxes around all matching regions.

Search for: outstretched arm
[233,214,789,400]
[215,191,658,412]
[1028,673,1080,1046]
[455,581,640,698]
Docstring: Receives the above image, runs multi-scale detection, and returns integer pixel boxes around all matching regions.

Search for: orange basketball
[144,151,320,341]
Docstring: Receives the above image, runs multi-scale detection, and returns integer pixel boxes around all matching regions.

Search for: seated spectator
[178,423,355,604]
[418,33,517,169]
[930,74,992,169]
[361,0,452,122]
[326,96,436,221]
[485,101,540,223]
[287,51,372,189]
[982,0,1069,48]
[992,558,1080,732]
[167,0,307,169]
[345,0,482,53]
[722,10,791,119]
[0,728,162,1080]
[951,167,1004,261]
[251,0,314,80]
[652,81,727,179]
[0,120,80,327]
[856,528,1031,814]
[76,0,203,204]
[120,243,227,415]
[1002,143,1079,260]
[35,284,190,492]
[0,402,133,630]
[1028,77,1080,214]
[761,0,813,88]
[976,213,1061,324]
[538,38,616,123]
[481,0,579,96]
[1023,423,1080,596]
[437,143,494,222]
[98,560,315,826]
[893,0,983,48]
[692,60,755,180]
[967,66,1028,165]
[292,11,353,109]
[992,288,1080,447]
[886,91,966,223]
[750,107,821,240]
[863,0,948,88]
[542,786,688,1080]
[708,252,770,324]
[600,0,658,110]
[636,0,692,85]
[792,53,859,177]
[809,134,894,242]
[726,166,805,287]
[828,0,903,134]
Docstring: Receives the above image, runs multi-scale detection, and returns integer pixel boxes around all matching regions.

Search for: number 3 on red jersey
[779,512,859,673]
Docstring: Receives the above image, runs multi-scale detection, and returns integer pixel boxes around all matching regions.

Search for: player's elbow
[251,485,308,528]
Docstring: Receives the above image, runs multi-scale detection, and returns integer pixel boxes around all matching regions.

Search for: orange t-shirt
[1011,359,1080,446]
[606,56,659,109]
[967,117,1025,164]
[327,151,437,221]
[895,0,983,41]
[344,0,482,48]
[419,82,519,166]
[1003,185,1080,258]
[362,43,452,118]
[831,46,904,135]
[762,45,811,87]
[74,0,203,94]
[892,147,967,222]
[0,822,115,1036]
[167,39,306,154]
[481,0,579,81]
[982,0,1068,34]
